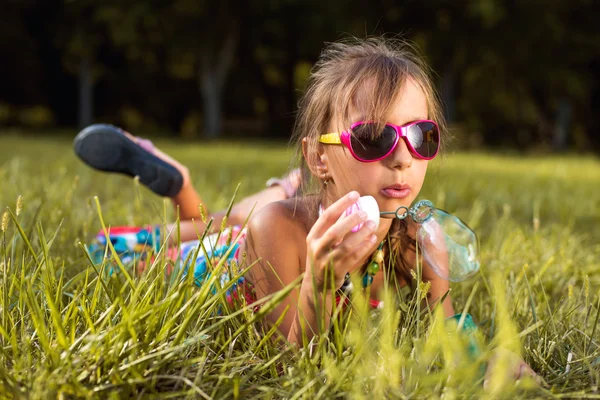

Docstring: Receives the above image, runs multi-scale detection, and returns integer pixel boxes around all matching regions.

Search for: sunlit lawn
[0,134,599,398]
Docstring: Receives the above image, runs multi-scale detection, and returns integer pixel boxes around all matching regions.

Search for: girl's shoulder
[242,196,316,282]
[247,196,316,239]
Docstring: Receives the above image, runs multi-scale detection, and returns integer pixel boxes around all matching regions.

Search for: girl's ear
[302,137,329,180]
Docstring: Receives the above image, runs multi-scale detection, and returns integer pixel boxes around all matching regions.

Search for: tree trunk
[283,5,299,137]
[78,55,93,129]
[198,21,238,139]
[200,71,222,139]
[441,66,455,123]
[552,98,572,152]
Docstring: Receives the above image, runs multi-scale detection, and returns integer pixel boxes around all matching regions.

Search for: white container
[344,195,380,232]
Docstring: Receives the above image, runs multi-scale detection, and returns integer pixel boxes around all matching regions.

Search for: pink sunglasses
[319,120,440,162]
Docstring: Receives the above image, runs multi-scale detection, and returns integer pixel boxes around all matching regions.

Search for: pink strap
[136,137,155,154]
[265,168,301,198]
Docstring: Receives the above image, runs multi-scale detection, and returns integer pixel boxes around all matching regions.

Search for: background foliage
[2,0,600,151]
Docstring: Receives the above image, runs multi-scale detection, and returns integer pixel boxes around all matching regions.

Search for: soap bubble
[416,208,480,282]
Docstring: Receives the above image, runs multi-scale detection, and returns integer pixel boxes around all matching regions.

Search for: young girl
[243,38,452,345]
[76,37,536,381]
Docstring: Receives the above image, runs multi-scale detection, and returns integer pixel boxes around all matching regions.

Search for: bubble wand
[351,196,480,282]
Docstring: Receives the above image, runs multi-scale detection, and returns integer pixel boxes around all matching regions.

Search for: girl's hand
[484,349,541,388]
[304,191,379,292]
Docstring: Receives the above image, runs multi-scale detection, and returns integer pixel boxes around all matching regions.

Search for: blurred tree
[88,0,241,138]
[0,2,43,110]
[415,0,600,151]
[1,0,68,126]
[2,0,599,151]
[56,1,99,128]
[161,0,241,138]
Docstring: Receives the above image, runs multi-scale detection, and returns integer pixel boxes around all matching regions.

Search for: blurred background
[1,0,599,152]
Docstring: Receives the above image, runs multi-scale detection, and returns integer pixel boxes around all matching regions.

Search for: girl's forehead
[342,77,429,124]
[387,79,429,123]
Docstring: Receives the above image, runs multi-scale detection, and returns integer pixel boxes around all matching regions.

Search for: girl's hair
[291,36,447,286]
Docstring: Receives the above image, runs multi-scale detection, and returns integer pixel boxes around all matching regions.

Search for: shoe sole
[73,124,183,197]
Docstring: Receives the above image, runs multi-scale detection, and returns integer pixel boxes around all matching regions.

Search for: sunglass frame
[338,120,440,162]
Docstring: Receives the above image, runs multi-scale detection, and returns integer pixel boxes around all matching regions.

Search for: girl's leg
[75,124,300,243]
[128,131,301,241]
[166,172,300,242]
[122,129,301,228]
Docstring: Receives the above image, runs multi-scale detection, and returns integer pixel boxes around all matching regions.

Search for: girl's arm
[245,192,379,346]
[244,202,307,344]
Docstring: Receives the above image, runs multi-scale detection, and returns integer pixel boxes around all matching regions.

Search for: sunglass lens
[408,122,439,158]
[350,123,397,160]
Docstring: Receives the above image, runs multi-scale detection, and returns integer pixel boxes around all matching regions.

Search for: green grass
[0,134,599,398]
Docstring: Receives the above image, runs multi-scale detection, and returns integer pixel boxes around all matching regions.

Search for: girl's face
[321,78,430,218]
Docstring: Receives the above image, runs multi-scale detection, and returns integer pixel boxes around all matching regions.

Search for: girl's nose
[386,137,413,169]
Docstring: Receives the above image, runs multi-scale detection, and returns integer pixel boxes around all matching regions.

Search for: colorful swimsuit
[87,225,256,306]
[87,225,384,309]
[85,225,480,360]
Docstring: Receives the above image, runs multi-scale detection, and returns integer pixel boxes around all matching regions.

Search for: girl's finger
[318,207,371,249]
[309,191,360,238]
[309,226,377,289]
[316,221,376,267]
[330,224,378,272]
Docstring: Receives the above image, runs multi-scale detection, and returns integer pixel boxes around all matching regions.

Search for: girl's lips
[381,185,411,199]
